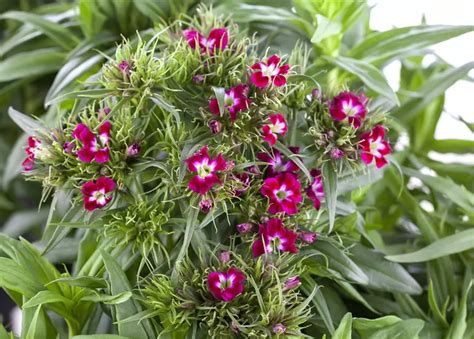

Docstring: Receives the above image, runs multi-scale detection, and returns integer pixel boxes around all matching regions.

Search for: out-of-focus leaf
[134,0,168,22]
[0,48,65,82]
[73,335,129,339]
[81,291,132,305]
[322,161,338,233]
[324,55,399,105]
[51,276,107,289]
[349,25,474,63]
[311,15,341,44]
[446,282,472,339]
[431,139,474,154]
[23,290,74,309]
[394,62,474,121]
[333,312,352,339]
[2,208,49,237]
[0,11,79,50]
[387,228,474,263]
[78,0,107,38]
[8,107,46,135]
[353,316,424,339]
[351,245,422,295]
[25,305,57,339]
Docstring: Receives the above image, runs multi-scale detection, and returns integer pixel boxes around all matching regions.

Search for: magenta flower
[252,218,298,257]
[22,136,43,171]
[283,276,301,291]
[359,125,392,168]
[329,91,367,128]
[250,55,289,88]
[199,198,213,213]
[183,28,229,54]
[209,84,250,121]
[306,169,324,210]
[261,114,288,146]
[208,267,245,302]
[257,149,298,176]
[81,177,115,211]
[185,146,227,195]
[72,122,111,163]
[261,173,302,215]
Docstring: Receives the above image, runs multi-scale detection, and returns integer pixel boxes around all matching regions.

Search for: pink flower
[330,148,344,159]
[252,218,298,257]
[118,60,131,74]
[236,223,253,234]
[261,114,287,146]
[261,173,302,215]
[208,120,222,134]
[329,91,367,128]
[183,28,229,54]
[185,146,227,195]
[306,169,324,210]
[359,125,392,168]
[22,136,42,171]
[299,231,317,244]
[257,149,298,176]
[283,276,301,291]
[72,122,111,163]
[81,177,115,211]
[208,267,245,302]
[209,84,250,121]
[250,55,289,88]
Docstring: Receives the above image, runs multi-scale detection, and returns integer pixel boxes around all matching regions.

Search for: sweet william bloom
[306,169,324,210]
[329,91,367,128]
[251,55,289,88]
[183,28,229,54]
[359,125,392,168]
[81,177,115,211]
[208,267,245,302]
[22,136,42,171]
[261,173,302,215]
[283,276,301,291]
[257,149,298,176]
[185,146,227,195]
[252,218,298,257]
[73,122,111,163]
[261,114,287,146]
[209,84,250,121]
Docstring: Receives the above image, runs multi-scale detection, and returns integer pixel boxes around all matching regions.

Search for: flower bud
[199,198,213,213]
[63,141,74,154]
[283,276,301,291]
[219,251,231,264]
[330,148,344,159]
[127,143,141,157]
[299,231,317,244]
[236,223,253,234]
[225,160,235,171]
[273,323,286,335]
[193,74,204,83]
[208,120,222,134]
[118,60,131,74]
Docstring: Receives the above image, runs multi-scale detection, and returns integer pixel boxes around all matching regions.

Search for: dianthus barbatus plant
[6,6,402,338]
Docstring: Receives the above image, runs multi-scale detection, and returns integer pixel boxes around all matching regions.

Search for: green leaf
[2,209,49,237]
[73,336,130,339]
[81,291,132,305]
[322,161,338,233]
[0,11,79,50]
[302,276,335,334]
[79,0,108,38]
[351,245,422,295]
[316,240,369,285]
[349,25,474,63]
[311,15,341,43]
[102,251,152,338]
[0,48,65,82]
[333,312,352,339]
[134,0,168,22]
[353,316,424,339]
[431,139,474,154]
[8,107,46,135]
[394,62,474,121]
[0,258,42,297]
[324,55,399,105]
[51,276,107,289]
[387,228,474,263]
[23,290,74,309]
[25,305,57,339]
[2,134,27,188]
[402,167,474,212]
[446,282,472,339]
